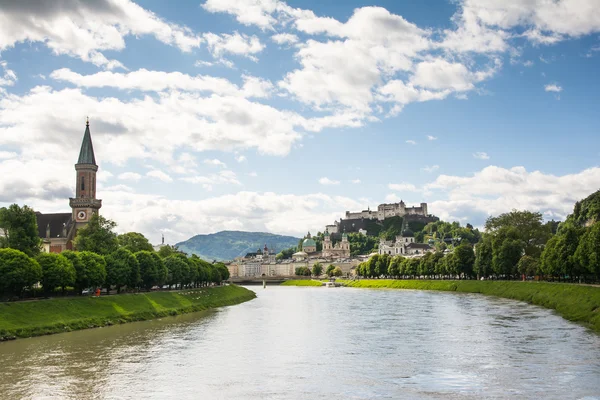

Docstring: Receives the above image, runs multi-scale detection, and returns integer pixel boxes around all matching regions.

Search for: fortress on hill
[325,201,435,235]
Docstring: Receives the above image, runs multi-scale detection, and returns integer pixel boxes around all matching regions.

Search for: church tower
[69,118,102,231]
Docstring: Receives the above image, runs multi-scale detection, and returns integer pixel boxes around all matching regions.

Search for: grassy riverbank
[0,285,256,340]
[341,280,600,333]
[280,279,324,286]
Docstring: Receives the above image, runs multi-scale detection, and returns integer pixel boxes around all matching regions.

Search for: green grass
[281,279,324,287]
[0,285,256,340]
[340,279,600,333]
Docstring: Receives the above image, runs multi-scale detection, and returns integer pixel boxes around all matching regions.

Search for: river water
[1,286,599,400]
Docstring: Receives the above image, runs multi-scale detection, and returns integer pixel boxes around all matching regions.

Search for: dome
[324,230,330,237]
[293,251,308,257]
[401,228,414,237]
[302,238,316,248]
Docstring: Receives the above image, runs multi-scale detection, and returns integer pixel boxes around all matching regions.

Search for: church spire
[77,117,97,165]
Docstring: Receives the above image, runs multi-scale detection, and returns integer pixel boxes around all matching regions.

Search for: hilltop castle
[35,119,102,253]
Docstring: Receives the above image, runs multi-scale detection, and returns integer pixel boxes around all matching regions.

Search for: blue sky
[0,0,599,243]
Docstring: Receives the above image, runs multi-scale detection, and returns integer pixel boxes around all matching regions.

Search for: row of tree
[295,263,343,277]
[0,247,229,298]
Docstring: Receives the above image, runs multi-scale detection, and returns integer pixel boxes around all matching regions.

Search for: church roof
[302,238,316,248]
[36,213,72,239]
[77,119,97,165]
[406,243,431,249]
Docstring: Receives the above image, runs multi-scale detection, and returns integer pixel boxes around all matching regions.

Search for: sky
[0,0,599,244]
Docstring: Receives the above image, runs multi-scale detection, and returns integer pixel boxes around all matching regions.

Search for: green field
[340,279,600,333]
[280,279,324,287]
[0,285,256,340]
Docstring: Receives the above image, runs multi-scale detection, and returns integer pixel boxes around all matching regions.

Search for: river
[1,286,599,399]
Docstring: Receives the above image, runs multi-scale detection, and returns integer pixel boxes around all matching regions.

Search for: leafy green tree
[366,255,379,277]
[276,247,297,260]
[326,264,336,276]
[0,204,41,257]
[474,236,493,279]
[517,255,539,277]
[540,224,585,279]
[164,255,189,288]
[377,254,391,277]
[74,214,118,255]
[118,232,154,253]
[312,263,323,276]
[332,266,343,277]
[77,251,107,292]
[158,244,185,259]
[453,243,475,278]
[492,235,522,278]
[36,253,75,295]
[388,256,402,277]
[0,248,42,296]
[485,210,550,258]
[295,266,311,276]
[215,262,230,282]
[574,223,600,278]
[61,250,83,291]
[135,250,159,290]
[105,248,139,293]
[348,233,378,256]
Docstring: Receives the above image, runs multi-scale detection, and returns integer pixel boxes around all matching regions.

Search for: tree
[540,224,584,279]
[158,244,184,259]
[312,263,323,277]
[366,255,379,277]
[326,264,336,276]
[485,210,551,258]
[0,248,42,296]
[332,266,343,277]
[77,251,107,292]
[215,262,230,282]
[574,223,600,278]
[492,236,522,278]
[295,266,311,276]
[164,255,189,288]
[105,248,139,293]
[453,243,475,278]
[0,204,41,257]
[61,250,84,292]
[276,247,297,260]
[388,256,402,277]
[36,253,75,295]
[474,236,493,279]
[118,232,154,253]
[73,214,118,255]
[136,250,159,290]
[517,255,539,277]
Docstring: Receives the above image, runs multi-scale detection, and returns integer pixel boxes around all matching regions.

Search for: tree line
[0,205,229,299]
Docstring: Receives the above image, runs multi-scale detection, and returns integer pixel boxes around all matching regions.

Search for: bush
[0,248,42,296]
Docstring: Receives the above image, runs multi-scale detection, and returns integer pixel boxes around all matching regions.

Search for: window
[81,176,85,191]
[92,176,95,193]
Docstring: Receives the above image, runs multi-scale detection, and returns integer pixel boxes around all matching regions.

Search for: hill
[568,190,600,227]
[176,231,300,261]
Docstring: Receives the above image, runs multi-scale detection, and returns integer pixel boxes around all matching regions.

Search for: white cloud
[235,155,247,163]
[351,179,361,184]
[473,152,490,160]
[319,177,340,185]
[204,159,227,168]
[248,171,258,177]
[118,172,142,182]
[203,32,265,61]
[427,135,437,141]
[406,140,417,145]
[0,0,202,69]
[272,33,299,44]
[388,183,418,192]
[523,60,534,67]
[422,165,439,173]
[180,169,241,187]
[545,84,563,93]
[0,151,17,160]
[50,68,274,99]
[147,170,173,182]
[426,165,600,227]
[0,61,17,87]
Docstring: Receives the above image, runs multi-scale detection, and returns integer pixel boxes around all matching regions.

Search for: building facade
[322,230,350,258]
[345,201,428,221]
[36,119,102,253]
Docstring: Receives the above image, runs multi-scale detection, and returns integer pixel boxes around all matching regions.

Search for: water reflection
[1,287,599,400]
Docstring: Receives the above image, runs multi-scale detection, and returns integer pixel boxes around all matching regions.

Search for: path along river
[1,286,599,399]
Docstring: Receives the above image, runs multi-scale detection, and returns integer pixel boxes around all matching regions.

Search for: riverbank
[280,279,323,286]
[337,280,600,333]
[0,285,256,340]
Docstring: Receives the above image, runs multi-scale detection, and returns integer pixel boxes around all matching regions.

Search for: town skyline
[0,0,599,244]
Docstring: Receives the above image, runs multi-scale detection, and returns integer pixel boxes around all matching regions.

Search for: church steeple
[77,117,97,165]
[70,118,102,227]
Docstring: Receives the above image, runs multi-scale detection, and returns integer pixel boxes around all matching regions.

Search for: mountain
[175,230,300,261]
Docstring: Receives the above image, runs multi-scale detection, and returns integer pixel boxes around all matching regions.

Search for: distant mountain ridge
[176,230,300,261]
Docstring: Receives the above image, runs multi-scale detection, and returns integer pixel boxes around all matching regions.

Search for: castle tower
[341,231,349,250]
[69,118,102,231]
[323,229,332,250]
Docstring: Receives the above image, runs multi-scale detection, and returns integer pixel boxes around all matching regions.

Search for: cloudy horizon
[1,0,599,244]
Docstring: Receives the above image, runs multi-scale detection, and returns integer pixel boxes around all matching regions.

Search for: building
[322,230,350,258]
[36,118,102,253]
[301,232,317,253]
[378,226,433,257]
[345,201,428,221]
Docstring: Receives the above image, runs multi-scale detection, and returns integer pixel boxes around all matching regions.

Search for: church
[36,119,102,253]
